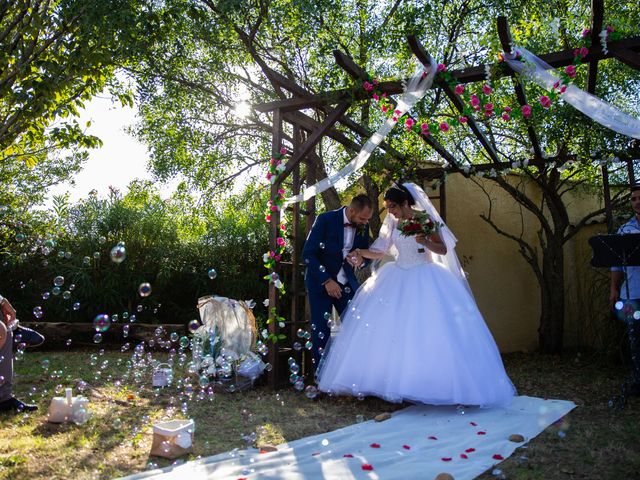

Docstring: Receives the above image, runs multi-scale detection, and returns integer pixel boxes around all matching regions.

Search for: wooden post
[267,108,283,389]
[602,163,613,233]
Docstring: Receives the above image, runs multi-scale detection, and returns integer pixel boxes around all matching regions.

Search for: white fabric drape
[504,47,640,139]
[285,59,437,205]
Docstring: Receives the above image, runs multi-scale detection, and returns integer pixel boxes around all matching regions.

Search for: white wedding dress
[317,212,516,407]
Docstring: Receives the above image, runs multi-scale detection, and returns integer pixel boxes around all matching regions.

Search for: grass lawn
[0,350,638,479]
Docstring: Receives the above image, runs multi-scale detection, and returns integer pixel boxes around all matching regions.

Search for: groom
[303,194,373,371]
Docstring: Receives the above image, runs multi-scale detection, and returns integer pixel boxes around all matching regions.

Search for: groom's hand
[323,279,342,299]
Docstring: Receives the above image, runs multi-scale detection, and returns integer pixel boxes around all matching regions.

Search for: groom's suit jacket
[303,207,370,294]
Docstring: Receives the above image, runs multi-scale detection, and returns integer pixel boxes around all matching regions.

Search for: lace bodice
[390,227,433,268]
[370,216,433,268]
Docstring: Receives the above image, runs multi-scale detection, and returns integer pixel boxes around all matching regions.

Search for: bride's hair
[384,183,415,206]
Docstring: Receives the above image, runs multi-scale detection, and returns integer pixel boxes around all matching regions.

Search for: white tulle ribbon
[285,58,437,205]
[504,47,640,140]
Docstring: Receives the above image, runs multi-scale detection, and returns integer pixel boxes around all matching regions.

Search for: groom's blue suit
[303,207,370,370]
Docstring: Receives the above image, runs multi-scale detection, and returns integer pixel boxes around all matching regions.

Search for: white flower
[274,279,283,289]
[263,253,269,262]
[263,299,269,307]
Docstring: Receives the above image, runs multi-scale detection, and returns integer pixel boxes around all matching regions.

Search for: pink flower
[276,237,286,247]
[581,28,591,38]
[564,65,576,78]
[277,188,285,195]
[270,205,277,212]
[381,105,388,113]
[269,251,275,257]
[482,84,493,95]
[501,113,510,121]
[372,79,379,85]
[280,223,286,231]
[484,103,493,110]
[363,81,374,91]
[454,84,465,95]
[553,80,561,90]
[265,214,271,222]
[439,122,450,132]
[392,116,398,122]
[503,106,512,113]
[458,116,468,124]
[470,94,480,107]
[382,92,388,98]
[266,172,273,180]
[606,25,614,33]
[560,85,567,94]
[274,255,281,261]
[421,122,429,131]
[372,93,379,101]
[521,104,532,118]
[484,110,493,117]
[394,109,402,115]
[539,95,552,108]
[280,147,287,155]
[269,157,276,165]
[437,63,447,72]
[405,118,415,130]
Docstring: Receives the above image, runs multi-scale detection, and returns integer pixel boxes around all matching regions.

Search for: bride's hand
[415,234,427,246]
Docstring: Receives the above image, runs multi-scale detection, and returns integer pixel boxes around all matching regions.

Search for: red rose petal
[493,454,504,460]
[402,445,411,450]
[370,443,381,448]
[343,454,354,458]
[361,464,374,471]
[441,457,452,462]
[428,436,438,440]
[477,431,486,435]
[470,422,478,426]
[465,448,476,453]
[460,454,469,459]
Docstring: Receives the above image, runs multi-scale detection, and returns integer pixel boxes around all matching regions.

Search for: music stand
[589,233,640,407]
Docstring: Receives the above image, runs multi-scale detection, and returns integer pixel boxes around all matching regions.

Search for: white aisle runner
[120,396,575,480]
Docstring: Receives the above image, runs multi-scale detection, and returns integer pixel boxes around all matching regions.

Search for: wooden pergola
[255,2,640,388]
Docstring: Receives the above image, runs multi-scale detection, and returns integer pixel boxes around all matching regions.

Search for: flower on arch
[521,104,532,118]
[439,122,450,132]
[454,84,465,95]
[482,84,493,95]
[539,95,552,108]
[405,118,415,130]
[564,65,577,78]
[363,81,374,91]
[437,63,447,72]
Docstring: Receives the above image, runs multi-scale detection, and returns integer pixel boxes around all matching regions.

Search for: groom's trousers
[308,283,354,373]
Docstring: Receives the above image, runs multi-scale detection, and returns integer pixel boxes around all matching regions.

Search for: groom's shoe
[0,397,38,413]
[13,326,45,348]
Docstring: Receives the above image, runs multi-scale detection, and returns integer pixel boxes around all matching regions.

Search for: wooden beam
[611,47,640,70]
[496,16,543,164]
[281,101,351,179]
[335,46,462,168]
[408,35,502,165]
[586,0,604,93]
[256,35,640,114]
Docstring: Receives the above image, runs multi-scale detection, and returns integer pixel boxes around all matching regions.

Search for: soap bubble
[53,276,64,287]
[52,287,61,296]
[62,291,71,300]
[93,333,103,344]
[305,385,319,399]
[93,314,111,332]
[110,242,126,263]
[73,302,80,311]
[207,268,217,279]
[32,306,44,319]
[138,282,152,297]
[187,319,200,333]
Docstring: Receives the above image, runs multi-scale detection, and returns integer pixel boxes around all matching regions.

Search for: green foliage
[0,182,270,325]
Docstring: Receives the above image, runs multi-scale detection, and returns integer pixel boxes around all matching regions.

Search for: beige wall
[425,173,608,353]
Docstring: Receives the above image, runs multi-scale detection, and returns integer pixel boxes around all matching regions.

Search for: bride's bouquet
[397,211,441,237]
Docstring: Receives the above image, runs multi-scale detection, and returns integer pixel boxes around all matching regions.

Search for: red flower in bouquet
[397,211,440,237]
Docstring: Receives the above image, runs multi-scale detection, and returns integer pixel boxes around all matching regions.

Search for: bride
[316,183,516,407]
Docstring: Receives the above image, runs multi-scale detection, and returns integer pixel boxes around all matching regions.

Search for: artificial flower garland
[361,24,622,147]
[262,147,289,343]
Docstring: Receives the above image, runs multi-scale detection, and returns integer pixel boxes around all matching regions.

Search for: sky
[45,94,167,205]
